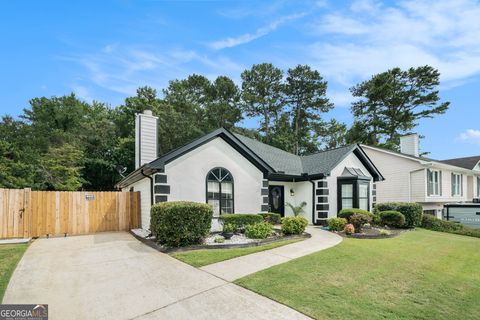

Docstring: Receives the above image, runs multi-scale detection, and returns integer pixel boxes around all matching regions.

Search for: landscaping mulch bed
[335,226,406,239]
[130,228,311,253]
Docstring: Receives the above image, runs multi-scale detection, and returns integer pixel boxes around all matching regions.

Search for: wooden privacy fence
[0,189,140,239]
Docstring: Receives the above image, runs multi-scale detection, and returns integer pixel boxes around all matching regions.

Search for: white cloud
[209,12,306,50]
[72,85,93,102]
[457,129,480,144]
[68,45,245,96]
[308,0,480,87]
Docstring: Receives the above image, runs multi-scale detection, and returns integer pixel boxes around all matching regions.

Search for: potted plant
[222,223,236,239]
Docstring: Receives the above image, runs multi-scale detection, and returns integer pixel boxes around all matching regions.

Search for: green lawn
[170,238,304,267]
[236,229,480,320]
[0,243,28,302]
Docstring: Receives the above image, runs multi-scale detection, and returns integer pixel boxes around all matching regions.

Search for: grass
[170,238,304,267]
[236,229,480,320]
[0,243,28,302]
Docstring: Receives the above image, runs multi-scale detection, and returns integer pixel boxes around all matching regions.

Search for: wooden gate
[0,189,140,239]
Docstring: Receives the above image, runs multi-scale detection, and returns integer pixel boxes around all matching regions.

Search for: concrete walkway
[201,226,343,281]
[3,232,310,320]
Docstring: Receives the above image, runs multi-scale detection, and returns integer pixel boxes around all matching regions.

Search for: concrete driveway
[3,232,309,320]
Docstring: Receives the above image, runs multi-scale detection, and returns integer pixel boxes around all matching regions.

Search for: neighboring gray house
[116,110,384,231]
[363,134,480,218]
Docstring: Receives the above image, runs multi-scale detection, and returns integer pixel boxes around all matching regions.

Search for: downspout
[141,169,154,206]
[308,179,315,225]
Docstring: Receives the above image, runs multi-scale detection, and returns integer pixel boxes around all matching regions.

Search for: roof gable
[116,128,384,188]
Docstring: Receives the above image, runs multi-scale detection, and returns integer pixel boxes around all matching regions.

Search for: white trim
[361,144,475,174]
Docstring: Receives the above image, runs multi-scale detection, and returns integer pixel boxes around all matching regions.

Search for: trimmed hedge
[338,208,374,221]
[374,202,423,228]
[219,214,263,229]
[327,218,348,231]
[245,222,273,239]
[421,215,463,232]
[281,216,308,235]
[421,215,480,238]
[150,201,213,247]
[379,210,406,228]
[259,213,282,225]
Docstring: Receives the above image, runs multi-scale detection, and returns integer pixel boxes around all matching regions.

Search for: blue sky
[1,0,479,159]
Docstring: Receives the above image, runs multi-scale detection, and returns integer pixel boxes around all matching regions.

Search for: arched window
[206,167,234,215]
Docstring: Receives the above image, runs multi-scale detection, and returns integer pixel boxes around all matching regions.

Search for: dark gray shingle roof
[234,133,357,175]
[233,134,303,175]
[441,156,480,170]
[301,145,357,175]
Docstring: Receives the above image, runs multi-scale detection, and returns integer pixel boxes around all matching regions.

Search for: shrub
[245,222,273,239]
[150,201,213,247]
[379,210,406,228]
[344,223,355,234]
[338,208,374,222]
[371,214,382,226]
[281,216,308,235]
[219,214,263,230]
[349,213,371,233]
[420,215,480,238]
[214,236,225,243]
[259,213,282,225]
[379,229,391,236]
[327,218,348,231]
[223,223,236,233]
[374,202,423,228]
[421,215,463,232]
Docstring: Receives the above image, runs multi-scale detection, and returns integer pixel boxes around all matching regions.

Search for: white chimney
[135,110,158,168]
[400,134,419,157]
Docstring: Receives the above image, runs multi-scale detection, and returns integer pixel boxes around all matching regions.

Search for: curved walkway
[201,226,343,281]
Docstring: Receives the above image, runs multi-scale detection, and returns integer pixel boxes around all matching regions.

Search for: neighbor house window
[427,169,441,196]
[477,177,480,197]
[206,167,233,216]
[451,173,463,196]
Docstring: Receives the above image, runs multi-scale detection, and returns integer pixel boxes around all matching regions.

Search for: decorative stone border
[130,229,311,253]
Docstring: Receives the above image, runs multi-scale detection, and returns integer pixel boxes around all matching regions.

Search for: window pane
[359,183,368,198]
[207,168,234,215]
[359,198,368,211]
[221,182,233,198]
[341,184,353,197]
[342,198,353,209]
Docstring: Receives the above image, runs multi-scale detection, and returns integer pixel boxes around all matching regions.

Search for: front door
[269,186,285,217]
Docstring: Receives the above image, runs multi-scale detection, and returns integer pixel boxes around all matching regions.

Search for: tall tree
[204,76,242,129]
[284,65,333,155]
[315,119,348,150]
[350,65,450,150]
[38,143,85,191]
[241,63,285,137]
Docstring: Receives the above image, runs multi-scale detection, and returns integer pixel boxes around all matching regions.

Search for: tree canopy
[0,64,449,190]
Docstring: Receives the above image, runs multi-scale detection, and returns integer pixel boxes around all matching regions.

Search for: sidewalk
[200,226,343,281]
